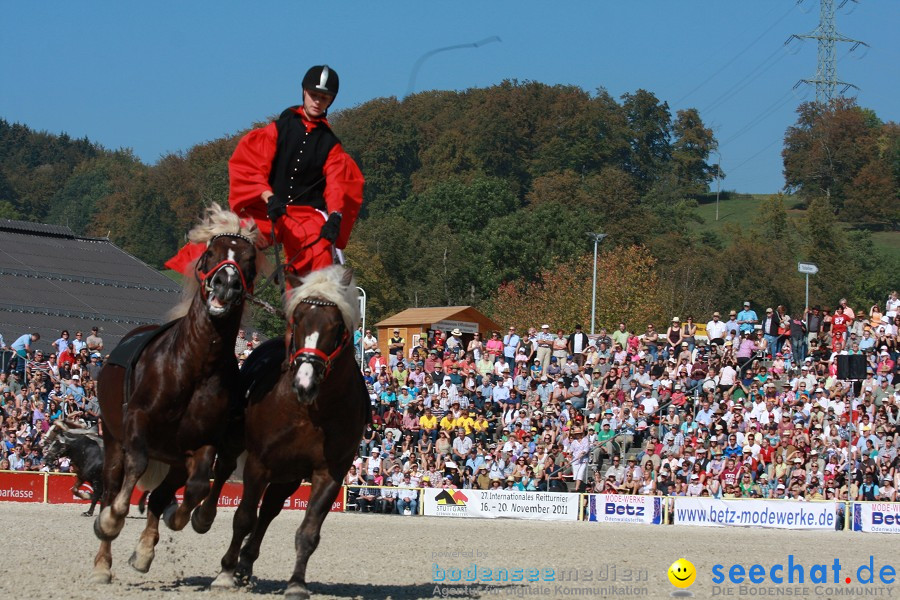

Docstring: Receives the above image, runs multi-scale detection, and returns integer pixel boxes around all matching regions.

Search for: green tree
[844,231,900,309]
[672,108,719,195]
[335,97,419,214]
[491,246,662,333]
[483,201,601,285]
[752,194,796,250]
[621,89,673,191]
[401,176,519,234]
[45,154,138,234]
[783,99,880,211]
[717,224,804,312]
[799,195,850,305]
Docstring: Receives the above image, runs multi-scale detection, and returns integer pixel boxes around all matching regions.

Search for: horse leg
[96,420,149,540]
[163,445,214,531]
[210,456,267,590]
[96,448,146,540]
[194,407,245,533]
[92,436,125,583]
[128,468,183,573]
[234,480,301,583]
[92,540,113,585]
[192,447,241,534]
[84,477,103,517]
[285,472,341,600]
[73,476,92,501]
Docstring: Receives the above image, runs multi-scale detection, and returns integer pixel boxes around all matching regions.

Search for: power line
[673,2,797,106]
[701,44,789,115]
[719,90,796,147]
[726,138,783,176]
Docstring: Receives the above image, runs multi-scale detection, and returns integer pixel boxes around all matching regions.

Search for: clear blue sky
[1,1,896,193]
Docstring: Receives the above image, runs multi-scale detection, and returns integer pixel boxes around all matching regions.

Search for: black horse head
[196,233,257,318]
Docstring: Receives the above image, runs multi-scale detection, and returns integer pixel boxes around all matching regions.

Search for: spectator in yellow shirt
[419,407,438,442]
[456,411,476,436]
[439,413,458,435]
[472,414,490,445]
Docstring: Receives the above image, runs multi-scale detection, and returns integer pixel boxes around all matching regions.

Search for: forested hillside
[1,82,897,331]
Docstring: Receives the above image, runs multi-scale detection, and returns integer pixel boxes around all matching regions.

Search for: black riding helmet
[302,65,339,97]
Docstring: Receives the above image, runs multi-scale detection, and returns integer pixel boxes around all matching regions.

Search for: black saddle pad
[240,338,285,401]
[106,320,179,370]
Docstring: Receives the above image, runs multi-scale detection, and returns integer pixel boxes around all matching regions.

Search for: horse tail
[136,460,170,492]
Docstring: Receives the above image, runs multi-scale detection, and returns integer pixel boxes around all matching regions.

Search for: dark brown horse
[207,265,368,600]
[91,204,261,584]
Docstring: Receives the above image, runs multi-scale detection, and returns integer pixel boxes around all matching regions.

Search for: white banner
[422,488,578,521]
[674,497,837,530]
[587,494,662,525]
[853,503,900,534]
[432,320,479,334]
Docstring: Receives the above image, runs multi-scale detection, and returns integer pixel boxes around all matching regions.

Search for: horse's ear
[340,267,354,287]
[285,272,303,290]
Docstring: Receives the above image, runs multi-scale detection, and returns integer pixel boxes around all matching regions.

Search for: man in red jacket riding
[165,65,364,279]
[228,64,364,276]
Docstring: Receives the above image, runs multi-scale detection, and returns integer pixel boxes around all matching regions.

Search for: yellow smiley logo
[668,558,696,588]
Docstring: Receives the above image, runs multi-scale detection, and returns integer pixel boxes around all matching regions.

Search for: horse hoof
[191,507,213,534]
[210,571,235,589]
[284,582,311,600]
[128,550,154,573]
[89,569,112,585]
[234,567,254,588]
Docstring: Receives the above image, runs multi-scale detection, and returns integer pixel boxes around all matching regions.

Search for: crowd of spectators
[3,292,899,516]
[0,327,104,473]
[349,292,900,512]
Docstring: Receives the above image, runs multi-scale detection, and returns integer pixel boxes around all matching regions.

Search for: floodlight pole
[712,149,722,222]
[587,233,608,336]
[357,286,367,365]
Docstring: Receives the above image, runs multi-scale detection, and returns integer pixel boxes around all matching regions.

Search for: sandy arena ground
[1,503,898,600]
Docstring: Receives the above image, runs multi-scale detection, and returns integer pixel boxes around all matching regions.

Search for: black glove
[321,212,342,243]
[266,194,287,222]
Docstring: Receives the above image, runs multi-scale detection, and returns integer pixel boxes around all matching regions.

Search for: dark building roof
[0,219,182,352]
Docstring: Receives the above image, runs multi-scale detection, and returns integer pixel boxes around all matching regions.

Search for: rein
[288,298,351,379]
[254,222,325,299]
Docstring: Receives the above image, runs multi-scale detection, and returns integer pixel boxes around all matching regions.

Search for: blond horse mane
[284,265,359,333]
[167,203,266,320]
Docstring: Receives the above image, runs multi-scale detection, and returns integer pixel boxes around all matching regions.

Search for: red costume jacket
[165,107,363,276]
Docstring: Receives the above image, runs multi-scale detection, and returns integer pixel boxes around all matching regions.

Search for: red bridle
[195,234,255,300]
[289,299,351,378]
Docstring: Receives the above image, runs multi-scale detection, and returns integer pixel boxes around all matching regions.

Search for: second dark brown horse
[206,265,368,600]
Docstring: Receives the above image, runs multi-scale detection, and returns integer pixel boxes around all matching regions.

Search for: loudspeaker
[836,354,867,380]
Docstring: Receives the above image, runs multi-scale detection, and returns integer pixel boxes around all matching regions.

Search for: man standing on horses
[228,65,364,277]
